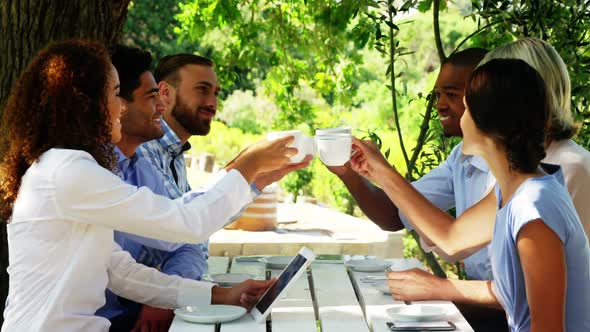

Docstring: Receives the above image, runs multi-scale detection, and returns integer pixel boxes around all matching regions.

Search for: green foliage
[217,89,278,134]
[174,0,366,106]
[282,168,313,201]
[125,0,588,278]
[188,121,260,165]
[468,0,590,148]
[122,0,194,64]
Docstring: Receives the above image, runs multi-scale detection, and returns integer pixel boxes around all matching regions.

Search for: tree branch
[449,20,501,56]
[408,93,435,179]
[387,0,411,178]
[433,0,445,62]
[410,230,447,278]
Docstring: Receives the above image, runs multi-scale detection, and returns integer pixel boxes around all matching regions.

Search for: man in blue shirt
[327,48,509,331]
[130,52,309,330]
[95,45,206,332]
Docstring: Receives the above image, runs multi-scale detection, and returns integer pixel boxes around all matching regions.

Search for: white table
[169,257,473,332]
[209,203,405,258]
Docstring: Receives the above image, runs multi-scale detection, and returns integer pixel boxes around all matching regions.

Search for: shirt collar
[469,155,489,173]
[456,142,489,173]
[158,119,192,156]
[113,146,139,175]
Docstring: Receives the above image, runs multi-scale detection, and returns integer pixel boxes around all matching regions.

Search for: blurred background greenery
[122,0,590,276]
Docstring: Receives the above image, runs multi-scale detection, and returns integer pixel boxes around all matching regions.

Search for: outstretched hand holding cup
[231,136,299,183]
[349,137,394,183]
[267,130,315,163]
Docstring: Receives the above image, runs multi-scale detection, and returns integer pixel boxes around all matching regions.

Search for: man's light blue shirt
[399,142,495,280]
[96,147,207,320]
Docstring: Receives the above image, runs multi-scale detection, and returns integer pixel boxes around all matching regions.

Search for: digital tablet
[250,247,315,323]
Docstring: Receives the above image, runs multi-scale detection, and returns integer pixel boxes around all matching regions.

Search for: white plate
[387,259,426,272]
[386,305,448,322]
[203,273,256,287]
[360,275,388,283]
[345,259,391,272]
[371,280,391,295]
[174,305,246,324]
[260,256,295,269]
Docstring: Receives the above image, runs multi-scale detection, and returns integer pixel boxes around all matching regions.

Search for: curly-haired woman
[0,39,298,331]
[350,59,590,332]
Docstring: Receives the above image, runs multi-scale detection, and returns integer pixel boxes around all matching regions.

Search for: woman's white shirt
[544,139,590,239]
[3,149,253,332]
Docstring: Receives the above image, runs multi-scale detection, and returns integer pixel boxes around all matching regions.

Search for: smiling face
[433,63,474,137]
[119,71,165,142]
[106,65,124,143]
[169,64,220,136]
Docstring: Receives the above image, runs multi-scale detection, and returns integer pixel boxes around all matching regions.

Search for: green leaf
[384,20,399,30]
[417,0,432,12]
[400,0,415,12]
[385,63,393,77]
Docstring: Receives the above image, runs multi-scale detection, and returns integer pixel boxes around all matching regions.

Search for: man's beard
[171,95,212,136]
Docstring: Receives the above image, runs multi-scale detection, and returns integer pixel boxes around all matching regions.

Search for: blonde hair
[480,37,580,140]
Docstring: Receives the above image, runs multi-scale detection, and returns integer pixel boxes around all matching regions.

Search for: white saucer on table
[260,256,295,269]
[202,273,256,287]
[174,305,246,324]
[386,305,448,322]
[345,259,391,272]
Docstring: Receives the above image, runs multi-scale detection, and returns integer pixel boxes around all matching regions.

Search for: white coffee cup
[315,133,352,166]
[315,127,351,136]
[267,130,315,163]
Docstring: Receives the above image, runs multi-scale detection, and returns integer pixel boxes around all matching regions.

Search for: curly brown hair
[0,39,117,221]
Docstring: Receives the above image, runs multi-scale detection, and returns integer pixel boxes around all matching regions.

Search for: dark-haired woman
[350,59,589,332]
[0,39,298,331]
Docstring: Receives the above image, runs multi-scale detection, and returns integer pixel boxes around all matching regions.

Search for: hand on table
[254,155,313,190]
[212,279,276,310]
[130,305,174,332]
[387,268,445,302]
[349,137,394,183]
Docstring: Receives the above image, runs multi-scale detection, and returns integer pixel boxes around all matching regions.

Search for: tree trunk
[0,0,131,326]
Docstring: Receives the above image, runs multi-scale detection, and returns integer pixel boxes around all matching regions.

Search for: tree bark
[0,0,131,326]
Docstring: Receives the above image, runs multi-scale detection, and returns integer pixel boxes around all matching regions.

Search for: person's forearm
[338,169,404,231]
[438,279,502,309]
[376,166,493,256]
[211,285,229,304]
[376,166,460,251]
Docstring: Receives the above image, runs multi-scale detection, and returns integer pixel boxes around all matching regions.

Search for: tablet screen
[254,254,309,314]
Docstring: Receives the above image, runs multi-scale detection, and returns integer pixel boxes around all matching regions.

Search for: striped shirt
[137,120,209,266]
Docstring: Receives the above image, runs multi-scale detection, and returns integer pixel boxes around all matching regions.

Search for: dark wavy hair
[0,39,116,221]
[110,44,152,101]
[465,58,548,173]
[445,47,488,68]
